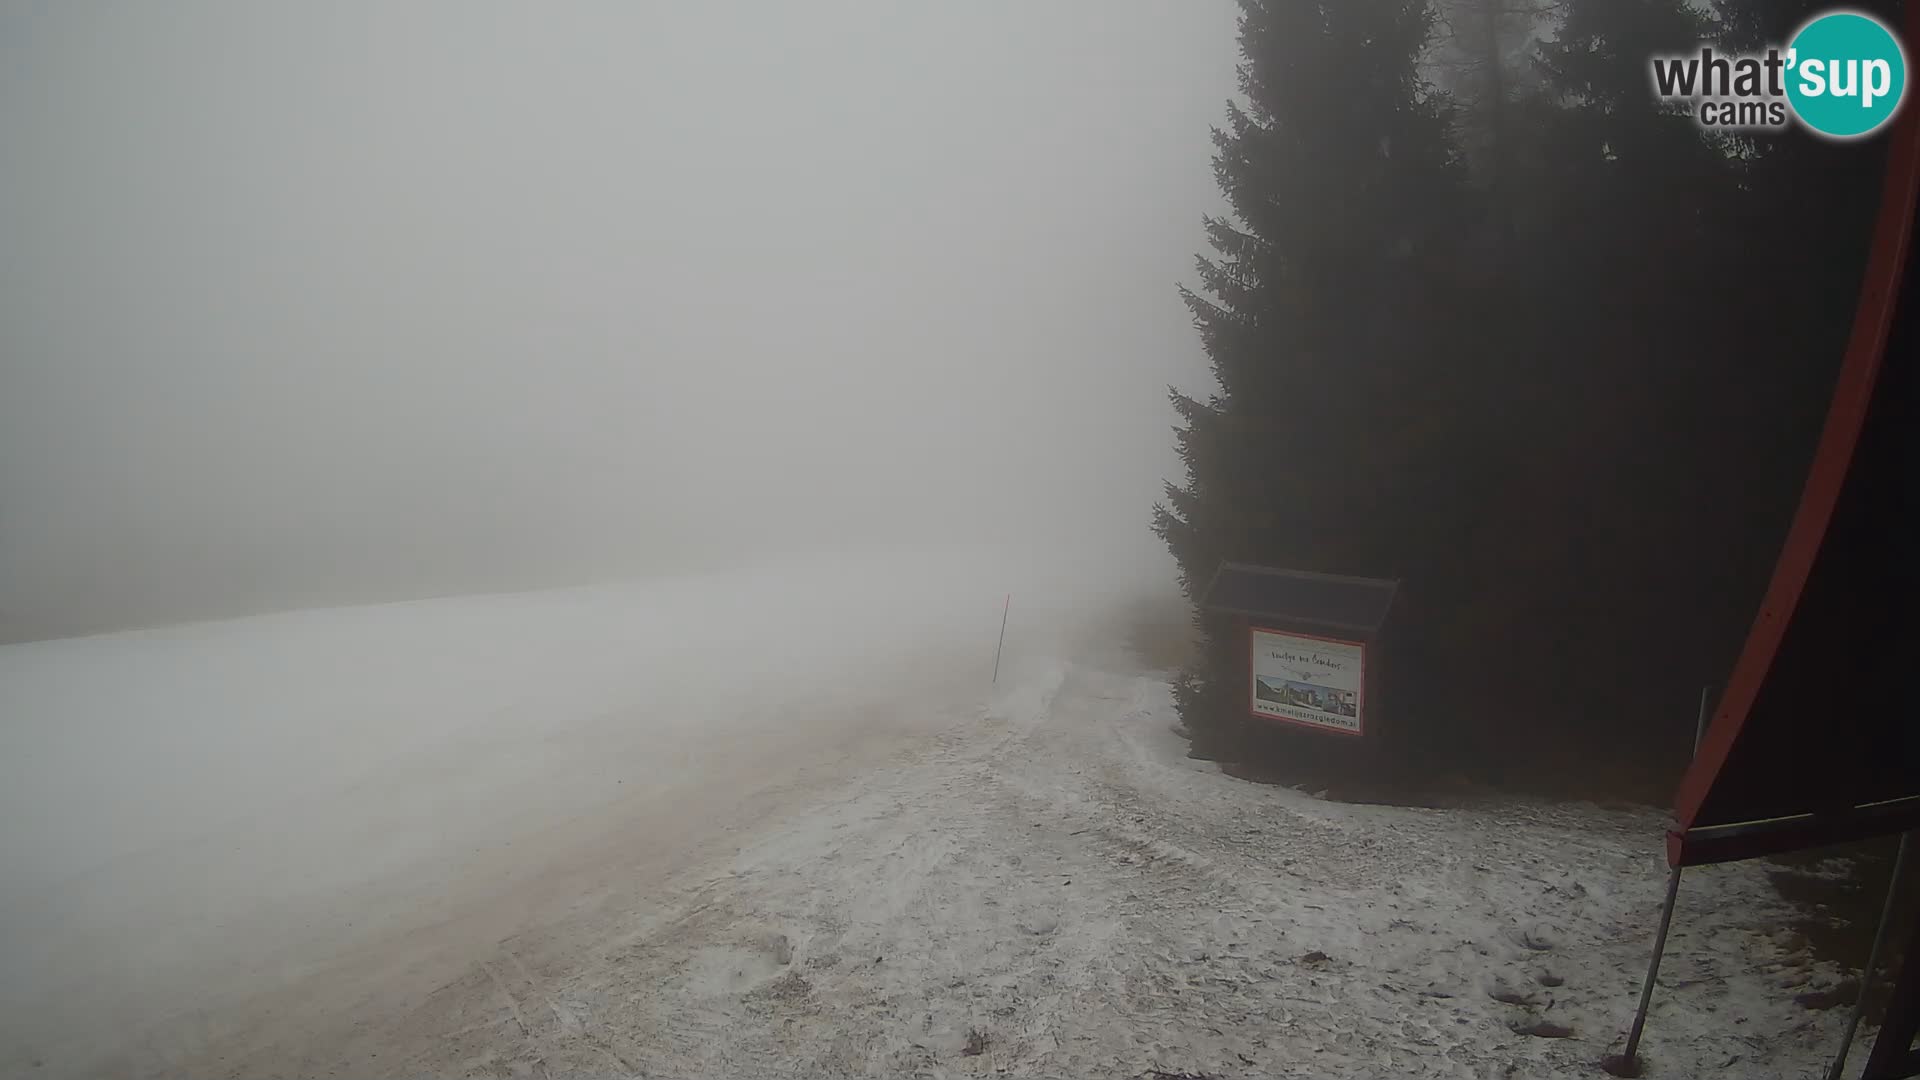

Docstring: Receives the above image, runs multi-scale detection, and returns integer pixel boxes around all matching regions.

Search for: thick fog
[0,3,1239,642]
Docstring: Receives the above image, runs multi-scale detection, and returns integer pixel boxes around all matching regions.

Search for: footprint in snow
[1512,1018,1575,1039]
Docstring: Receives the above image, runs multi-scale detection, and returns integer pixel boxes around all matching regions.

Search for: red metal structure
[1614,10,1920,1074]
[1667,81,1920,872]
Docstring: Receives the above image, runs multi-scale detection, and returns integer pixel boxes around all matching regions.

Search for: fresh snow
[0,549,1865,1079]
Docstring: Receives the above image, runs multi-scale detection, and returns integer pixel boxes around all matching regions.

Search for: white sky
[0,2,1239,640]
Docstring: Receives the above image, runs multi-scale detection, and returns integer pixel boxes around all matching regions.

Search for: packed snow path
[173,667,1849,1079]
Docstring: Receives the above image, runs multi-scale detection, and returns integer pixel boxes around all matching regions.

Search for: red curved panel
[1668,7,1920,868]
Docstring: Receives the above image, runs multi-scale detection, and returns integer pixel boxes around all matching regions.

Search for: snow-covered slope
[0,546,1854,1079]
[0,544,1131,1077]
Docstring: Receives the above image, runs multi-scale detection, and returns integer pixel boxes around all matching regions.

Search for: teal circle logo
[1786,11,1908,139]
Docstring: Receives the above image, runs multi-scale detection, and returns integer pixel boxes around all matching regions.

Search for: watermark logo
[1650,9,1908,140]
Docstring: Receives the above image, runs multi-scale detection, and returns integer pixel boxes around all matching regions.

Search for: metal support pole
[1607,688,1714,1076]
[1694,684,1713,752]
[991,594,1010,685]
[1619,865,1685,1067]
[1828,830,1914,1080]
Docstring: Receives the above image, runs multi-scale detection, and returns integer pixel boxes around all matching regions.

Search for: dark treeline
[1155,0,1899,795]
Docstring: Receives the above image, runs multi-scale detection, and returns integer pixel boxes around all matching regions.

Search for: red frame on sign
[1246,624,1367,738]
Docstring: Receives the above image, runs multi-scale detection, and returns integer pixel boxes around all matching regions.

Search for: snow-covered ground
[0,548,1862,1079]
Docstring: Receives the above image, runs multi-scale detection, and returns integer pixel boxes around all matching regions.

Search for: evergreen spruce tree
[1155,0,1468,764]
[1443,0,1893,780]
[1161,0,1896,785]
[1494,0,1715,768]
[1428,0,1553,201]
[1508,0,1779,774]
